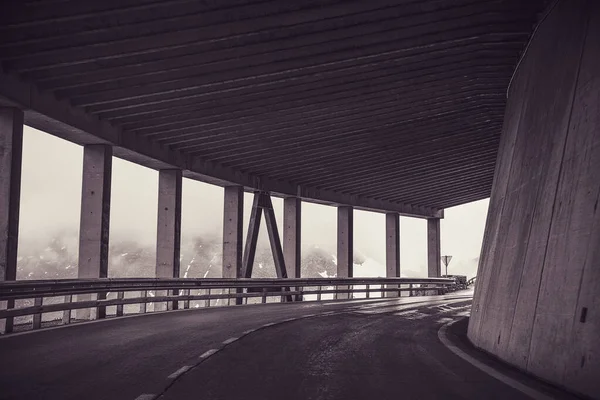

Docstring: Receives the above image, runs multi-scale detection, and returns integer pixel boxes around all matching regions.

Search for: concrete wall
[468,1,600,397]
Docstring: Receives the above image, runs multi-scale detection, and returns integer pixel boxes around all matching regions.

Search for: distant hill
[17,232,480,280]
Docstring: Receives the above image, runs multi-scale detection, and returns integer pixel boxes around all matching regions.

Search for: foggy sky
[18,126,489,277]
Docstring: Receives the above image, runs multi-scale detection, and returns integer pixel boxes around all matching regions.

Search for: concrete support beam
[337,206,354,278]
[0,107,23,334]
[155,169,182,311]
[283,197,301,279]
[337,206,353,299]
[0,55,443,219]
[385,213,400,297]
[77,144,112,320]
[156,169,182,279]
[222,186,243,279]
[427,218,441,278]
[78,145,112,279]
[263,194,288,279]
[241,192,262,279]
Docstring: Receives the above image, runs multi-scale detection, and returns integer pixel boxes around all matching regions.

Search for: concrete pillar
[337,206,353,299]
[0,107,23,333]
[155,169,182,311]
[337,206,354,278]
[78,145,112,280]
[283,197,301,279]
[222,186,243,279]
[385,213,400,297]
[427,218,441,277]
[77,144,112,320]
[156,169,182,278]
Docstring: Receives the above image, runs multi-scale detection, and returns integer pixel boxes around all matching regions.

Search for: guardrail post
[183,289,190,309]
[317,286,322,301]
[139,291,147,314]
[366,284,370,299]
[62,295,72,324]
[97,291,107,319]
[32,297,43,329]
[261,288,267,304]
[116,292,124,317]
[0,107,23,335]
[205,289,211,307]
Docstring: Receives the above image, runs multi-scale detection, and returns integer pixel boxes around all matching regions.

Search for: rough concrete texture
[0,108,23,283]
[155,169,182,279]
[78,144,112,280]
[385,213,400,297]
[427,218,441,277]
[468,1,600,397]
[0,107,23,333]
[77,144,112,320]
[336,206,353,278]
[222,186,243,279]
[283,197,301,279]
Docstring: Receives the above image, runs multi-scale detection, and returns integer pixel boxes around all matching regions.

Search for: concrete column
[337,206,353,299]
[427,218,441,277]
[337,206,354,278]
[222,186,243,279]
[77,144,112,320]
[156,169,182,278]
[283,197,301,279]
[155,169,182,311]
[78,145,112,280]
[385,213,400,297]
[0,107,23,334]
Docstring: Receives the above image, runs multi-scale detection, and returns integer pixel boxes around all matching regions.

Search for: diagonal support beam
[242,192,289,279]
[241,192,263,279]
[262,193,288,279]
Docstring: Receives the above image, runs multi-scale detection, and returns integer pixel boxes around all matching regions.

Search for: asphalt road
[0,291,579,400]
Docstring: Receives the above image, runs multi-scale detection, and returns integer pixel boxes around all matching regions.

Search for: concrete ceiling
[0,0,548,218]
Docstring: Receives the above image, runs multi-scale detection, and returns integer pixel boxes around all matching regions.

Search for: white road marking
[167,365,192,379]
[222,337,238,345]
[438,320,553,400]
[199,349,219,359]
[282,318,295,323]
[242,329,256,335]
[303,314,317,318]
[134,395,156,400]
[437,317,454,324]
[262,322,275,327]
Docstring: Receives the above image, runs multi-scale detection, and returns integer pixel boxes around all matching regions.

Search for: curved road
[0,292,578,400]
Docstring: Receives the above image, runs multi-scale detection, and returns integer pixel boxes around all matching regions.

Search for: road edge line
[438,319,553,400]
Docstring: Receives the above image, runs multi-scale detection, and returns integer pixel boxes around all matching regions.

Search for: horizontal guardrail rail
[0,277,462,334]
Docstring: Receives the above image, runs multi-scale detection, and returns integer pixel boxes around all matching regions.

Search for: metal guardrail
[466,276,477,286]
[0,277,459,334]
